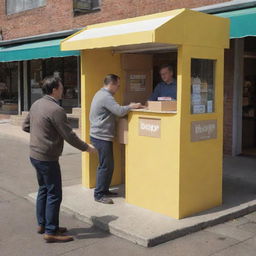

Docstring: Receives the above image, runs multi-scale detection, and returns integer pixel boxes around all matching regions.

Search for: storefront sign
[139,118,161,138]
[191,120,217,142]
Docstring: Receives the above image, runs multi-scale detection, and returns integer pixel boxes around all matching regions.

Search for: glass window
[29,57,79,112]
[30,60,43,105]
[0,62,18,114]
[73,0,101,14]
[191,59,215,114]
[6,0,46,15]
[62,57,79,111]
[44,58,63,78]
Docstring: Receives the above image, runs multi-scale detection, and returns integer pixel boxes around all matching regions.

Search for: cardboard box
[118,118,128,144]
[148,101,177,112]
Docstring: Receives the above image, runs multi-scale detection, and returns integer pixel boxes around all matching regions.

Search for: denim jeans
[30,157,62,235]
[90,137,114,200]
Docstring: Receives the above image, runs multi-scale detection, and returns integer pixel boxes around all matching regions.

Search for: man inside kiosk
[149,64,177,101]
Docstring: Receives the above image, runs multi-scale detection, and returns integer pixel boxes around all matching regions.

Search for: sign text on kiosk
[139,118,161,138]
[191,120,217,142]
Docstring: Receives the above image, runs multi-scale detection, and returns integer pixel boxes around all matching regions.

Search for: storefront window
[0,62,18,114]
[191,59,215,114]
[30,60,43,105]
[63,57,79,111]
[44,57,79,112]
[29,56,80,112]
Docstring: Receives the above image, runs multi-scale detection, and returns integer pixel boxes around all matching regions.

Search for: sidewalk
[2,122,256,248]
[28,161,256,247]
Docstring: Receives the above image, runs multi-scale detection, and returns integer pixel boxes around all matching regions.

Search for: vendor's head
[103,74,120,95]
[42,76,63,100]
[159,64,174,84]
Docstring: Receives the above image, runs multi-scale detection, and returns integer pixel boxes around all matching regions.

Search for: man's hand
[129,102,142,109]
[87,144,97,153]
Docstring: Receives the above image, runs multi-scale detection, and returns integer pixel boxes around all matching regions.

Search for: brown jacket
[22,95,88,161]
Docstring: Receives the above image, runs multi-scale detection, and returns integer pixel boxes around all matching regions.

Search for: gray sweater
[90,88,130,141]
[22,95,88,161]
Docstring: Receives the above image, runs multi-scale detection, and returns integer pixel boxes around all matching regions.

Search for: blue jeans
[30,157,62,235]
[90,137,114,200]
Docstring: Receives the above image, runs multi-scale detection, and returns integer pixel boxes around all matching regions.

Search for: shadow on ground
[193,155,256,217]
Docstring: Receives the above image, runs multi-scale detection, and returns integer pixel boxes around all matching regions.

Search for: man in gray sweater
[90,74,141,204]
[23,76,96,243]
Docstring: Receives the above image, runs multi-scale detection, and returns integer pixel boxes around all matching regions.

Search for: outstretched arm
[52,108,90,152]
[104,95,131,117]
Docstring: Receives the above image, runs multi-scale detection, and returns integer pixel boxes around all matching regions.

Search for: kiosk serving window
[191,59,215,114]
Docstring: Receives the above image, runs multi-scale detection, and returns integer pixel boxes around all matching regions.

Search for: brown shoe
[37,226,68,234]
[43,234,74,243]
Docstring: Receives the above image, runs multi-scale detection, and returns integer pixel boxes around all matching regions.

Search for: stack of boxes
[191,76,213,114]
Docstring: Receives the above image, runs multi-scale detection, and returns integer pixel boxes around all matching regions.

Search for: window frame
[73,0,101,15]
[190,58,216,115]
[5,0,46,15]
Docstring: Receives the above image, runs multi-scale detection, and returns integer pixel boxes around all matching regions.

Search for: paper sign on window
[129,74,146,92]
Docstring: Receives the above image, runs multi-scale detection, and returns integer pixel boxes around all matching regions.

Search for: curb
[25,193,256,247]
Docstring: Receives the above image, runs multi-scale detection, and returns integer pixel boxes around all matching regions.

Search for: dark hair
[104,74,120,86]
[42,76,62,95]
[159,64,173,72]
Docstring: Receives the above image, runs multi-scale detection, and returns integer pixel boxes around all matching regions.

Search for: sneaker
[95,197,114,204]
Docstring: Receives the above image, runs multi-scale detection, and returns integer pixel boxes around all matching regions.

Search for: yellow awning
[61,8,229,51]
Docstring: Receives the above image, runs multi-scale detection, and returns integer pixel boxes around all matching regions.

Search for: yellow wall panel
[81,49,124,188]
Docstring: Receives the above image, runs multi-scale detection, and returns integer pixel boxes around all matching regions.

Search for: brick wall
[223,40,235,155]
[0,0,230,40]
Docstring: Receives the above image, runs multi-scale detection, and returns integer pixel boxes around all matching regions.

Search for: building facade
[0,0,255,156]
[0,0,230,40]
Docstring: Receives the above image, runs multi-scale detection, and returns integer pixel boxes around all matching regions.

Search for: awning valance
[0,38,80,62]
[61,8,229,51]
[216,7,256,39]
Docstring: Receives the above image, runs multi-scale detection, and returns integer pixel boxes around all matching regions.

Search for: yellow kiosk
[61,9,230,219]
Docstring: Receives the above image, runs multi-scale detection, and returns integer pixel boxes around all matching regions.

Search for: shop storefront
[0,62,19,114]
[0,38,80,114]
[62,9,229,219]
[216,7,256,156]
[29,56,80,112]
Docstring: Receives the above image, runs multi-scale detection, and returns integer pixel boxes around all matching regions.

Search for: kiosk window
[191,59,215,114]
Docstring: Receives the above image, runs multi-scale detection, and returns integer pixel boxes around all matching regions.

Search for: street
[1,131,256,256]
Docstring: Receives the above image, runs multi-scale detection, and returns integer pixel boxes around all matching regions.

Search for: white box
[193,104,206,114]
[192,84,201,94]
[192,93,201,105]
[207,100,213,113]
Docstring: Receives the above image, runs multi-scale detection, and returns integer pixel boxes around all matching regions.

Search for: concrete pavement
[1,124,256,255]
